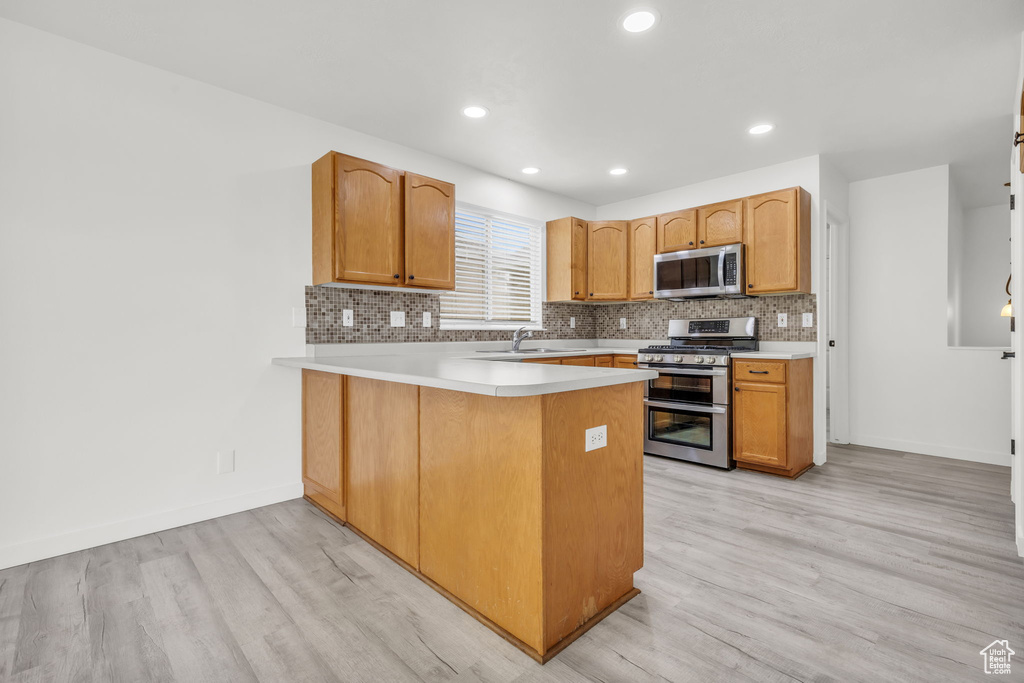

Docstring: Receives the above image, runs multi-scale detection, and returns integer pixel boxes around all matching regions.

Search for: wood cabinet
[733,358,813,478]
[346,377,421,567]
[311,151,455,289]
[302,370,345,521]
[697,199,744,247]
[522,354,635,368]
[404,173,455,289]
[656,209,697,253]
[546,217,589,301]
[561,356,596,366]
[613,354,638,369]
[628,217,658,300]
[594,355,613,367]
[745,187,811,294]
[587,221,628,300]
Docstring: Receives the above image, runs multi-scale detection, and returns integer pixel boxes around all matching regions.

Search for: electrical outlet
[390,311,405,327]
[802,312,814,327]
[342,309,353,327]
[585,425,608,452]
[570,316,576,329]
[292,307,306,328]
[777,313,788,328]
[422,311,431,327]
[619,317,627,330]
[217,450,235,474]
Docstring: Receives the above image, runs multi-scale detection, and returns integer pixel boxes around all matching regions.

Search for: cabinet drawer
[734,360,787,384]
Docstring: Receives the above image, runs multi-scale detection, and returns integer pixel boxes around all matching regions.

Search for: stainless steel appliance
[639,317,758,469]
[653,243,746,299]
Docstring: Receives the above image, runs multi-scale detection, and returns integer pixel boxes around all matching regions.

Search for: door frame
[824,203,851,445]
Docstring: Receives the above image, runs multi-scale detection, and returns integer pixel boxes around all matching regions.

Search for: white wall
[959,204,1012,348]
[0,19,592,570]
[848,165,1011,465]
[597,156,831,464]
[947,186,966,346]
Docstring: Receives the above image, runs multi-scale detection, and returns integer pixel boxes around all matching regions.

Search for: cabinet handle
[408,275,415,280]
[575,291,580,295]
[394,274,400,279]
[747,284,753,289]
[748,370,769,374]
[688,241,694,246]
[590,292,594,296]
[700,240,705,244]
[649,290,653,294]
[734,387,740,392]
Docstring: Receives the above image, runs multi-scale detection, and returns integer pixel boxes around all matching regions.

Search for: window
[439,203,543,330]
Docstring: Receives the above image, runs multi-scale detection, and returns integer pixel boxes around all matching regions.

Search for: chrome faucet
[511,326,533,352]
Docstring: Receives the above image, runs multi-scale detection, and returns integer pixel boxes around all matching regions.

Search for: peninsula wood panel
[301,370,345,520]
[745,187,811,294]
[546,217,588,301]
[697,199,744,247]
[656,209,696,253]
[541,382,643,650]
[345,377,420,567]
[404,172,455,289]
[628,216,658,299]
[419,389,545,653]
[522,358,563,364]
[334,153,404,285]
[587,221,628,300]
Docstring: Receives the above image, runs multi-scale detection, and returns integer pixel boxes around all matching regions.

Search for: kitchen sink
[478,348,586,354]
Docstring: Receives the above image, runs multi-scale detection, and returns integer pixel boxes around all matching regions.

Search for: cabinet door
[734,381,788,468]
[697,199,744,247]
[571,218,589,300]
[346,377,420,567]
[335,154,404,285]
[745,188,810,294]
[656,209,696,253]
[404,173,455,289]
[587,221,628,300]
[613,355,638,369]
[562,356,596,366]
[628,217,657,300]
[302,370,345,520]
[594,355,613,367]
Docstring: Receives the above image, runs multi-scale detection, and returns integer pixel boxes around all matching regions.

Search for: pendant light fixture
[1001,274,1013,317]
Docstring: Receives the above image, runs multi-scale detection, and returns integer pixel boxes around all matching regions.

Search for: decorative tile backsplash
[305,286,816,344]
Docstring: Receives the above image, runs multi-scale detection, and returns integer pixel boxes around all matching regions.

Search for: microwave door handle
[643,399,728,414]
[717,248,725,289]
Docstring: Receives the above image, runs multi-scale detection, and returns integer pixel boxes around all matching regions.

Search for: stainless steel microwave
[653,243,745,299]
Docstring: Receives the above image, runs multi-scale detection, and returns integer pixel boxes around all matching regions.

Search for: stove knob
[673,355,683,363]
[642,354,651,362]
[694,356,704,364]
[654,355,664,362]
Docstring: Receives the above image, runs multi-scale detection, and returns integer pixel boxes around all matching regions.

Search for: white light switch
[802,312,814,327]
[292,307,306,328]
[585,425,607,452]
[390,311,405,327]
[342,309,353,327]
[422,311,431,327]
[777,313,788,328]
[570,316,576,329]
[619,317,627,330]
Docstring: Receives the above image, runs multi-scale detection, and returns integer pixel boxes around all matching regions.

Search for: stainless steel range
[639,317,758,469]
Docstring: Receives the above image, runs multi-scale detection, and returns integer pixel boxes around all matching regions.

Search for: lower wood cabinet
[594,355,613,367]
[613,355,638,369]
[302,370,346,520]
[522,354,634,367]
[732,358,813,478]
[561,356,596,366]
[345,377,421,568]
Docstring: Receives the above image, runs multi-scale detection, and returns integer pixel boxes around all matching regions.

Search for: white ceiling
[3,0,1023,209]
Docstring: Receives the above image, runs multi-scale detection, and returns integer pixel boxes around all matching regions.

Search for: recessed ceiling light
[748,123,774,135]
[462,105,488,118]
[522,167,540,175]
[622,9,658,33]
[609,167,629,176]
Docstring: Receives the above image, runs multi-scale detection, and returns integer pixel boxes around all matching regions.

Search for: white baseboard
[0,483,303,571]
[1018,532,1024,558]
[848,434,1011,467]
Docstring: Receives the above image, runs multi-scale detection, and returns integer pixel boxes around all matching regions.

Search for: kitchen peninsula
[272,349,656,662]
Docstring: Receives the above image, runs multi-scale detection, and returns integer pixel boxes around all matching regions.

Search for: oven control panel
[640,353,728,365]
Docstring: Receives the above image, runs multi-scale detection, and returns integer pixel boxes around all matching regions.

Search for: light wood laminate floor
[2,445,1022,682]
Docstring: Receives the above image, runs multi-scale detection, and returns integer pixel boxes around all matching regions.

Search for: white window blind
[439,204,543,330]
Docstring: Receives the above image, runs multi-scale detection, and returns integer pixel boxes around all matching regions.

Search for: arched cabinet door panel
[628,217,658,300]
[404,173,455,290]
[587,221,628,301]
[744,187,811,294]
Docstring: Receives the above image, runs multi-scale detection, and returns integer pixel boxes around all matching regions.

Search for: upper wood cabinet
[311,151,455,289]
[404,173,455,289]
[656,209,696,253]
[745,187,811,294]
[697,199,744,247]
[587,221,628,300]
[546,217,589,301]
[628,216,658,300]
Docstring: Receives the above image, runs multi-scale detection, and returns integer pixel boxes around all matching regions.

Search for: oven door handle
[643,399,727,414]
[638,365,727,377]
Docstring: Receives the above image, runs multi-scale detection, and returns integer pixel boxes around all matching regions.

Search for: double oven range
[638,317,758,469]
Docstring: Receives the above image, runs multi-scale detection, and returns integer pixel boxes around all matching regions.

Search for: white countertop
[272,347,655,397]
[731,351,816,360]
